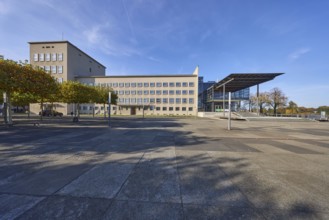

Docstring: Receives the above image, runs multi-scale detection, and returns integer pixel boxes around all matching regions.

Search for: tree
[317,106,329,115]
[93,86,117,118]
[286,101,299,114]
[11,92,38,117]
[268,87,288,115]
[250,92,270,114]
[60,81,96,118]
[0,60,24,124]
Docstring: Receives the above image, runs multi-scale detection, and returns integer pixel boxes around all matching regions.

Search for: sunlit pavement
[0,116,329,219]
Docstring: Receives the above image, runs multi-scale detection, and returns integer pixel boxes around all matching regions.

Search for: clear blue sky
[1,0,328,107]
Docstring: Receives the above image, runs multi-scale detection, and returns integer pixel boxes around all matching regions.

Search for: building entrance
[131,107,136,115]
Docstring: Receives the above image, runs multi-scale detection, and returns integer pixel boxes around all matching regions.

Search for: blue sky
[0,0,328,107]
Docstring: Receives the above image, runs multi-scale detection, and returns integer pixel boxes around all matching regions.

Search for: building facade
[29,41,199,116]
[77,71,199,116]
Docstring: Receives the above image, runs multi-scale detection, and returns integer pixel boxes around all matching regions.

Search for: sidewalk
[0,117,329,219]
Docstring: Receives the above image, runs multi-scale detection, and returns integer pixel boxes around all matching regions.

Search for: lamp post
[108,92,111,127]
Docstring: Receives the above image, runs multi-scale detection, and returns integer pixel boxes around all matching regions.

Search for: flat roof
[75,74,197,79]
[213,73,284,92]
[28,40,106,68]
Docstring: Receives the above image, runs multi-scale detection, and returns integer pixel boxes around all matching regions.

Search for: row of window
[34,53,63,62]
[118,98,194,104]
[115,90,194,95]
[89,82,195,88]
[39,65,63,74]
[80,106,193,112]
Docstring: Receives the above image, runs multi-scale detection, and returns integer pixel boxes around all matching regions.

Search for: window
[131,83,136,87]
[137,90,142,95]
[83,106,87,111]
[144,82,149,87]
[150,90,155,95]
[125,83,130,87]
[182,90,188,95]
[169,107,173,111]
[156,107,161,111]
[156,90,161,95]
[131,90,136,95]
[156,98,161,103]
[169,90,175,95]
[51,66,56,73]
[182,82,188,87]
[113,83,118,87]
[107,83,112,87]
[119,90,124,95]
[119,98,124,103]
[119,83,124,87]
[143,98,149,103]
[189,82,194,87]
[131,98,136,104]
[150,82,155,87]
[138,83,143,87]
[150,98,155,103]
[176,82,181,87]
[150,105,155,110]
[144,90,149,95]
[57,78,63,83]
[57,66,63,74]
[33,54,38,61]
[163,82,168,87]
[175,107,180,111]
[189,107,193,111]
[189,90,194,95]
[58,53,63,61]
[169,82,175,87]
[95,106,99,110]
[89,106,93,110]
[182,107,187,111]
[52,53,57,61]
[125,98,130,104]
[45,66,50,72]
[39,53,44,62]
[45,53,50,61]
[169,98,174,104]
[163,90,168,95]
[156,82,162,87]
[162,107,167,111]
[163,98,168,103]
[176,98,181,104]
[182,98,187,103]
[137,98,142,104]
[125,90,130,95]
[189,98,194,104]
[176,90,181,95]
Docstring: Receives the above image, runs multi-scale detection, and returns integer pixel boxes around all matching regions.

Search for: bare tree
[269,88,288,115]
[250,92,271,114]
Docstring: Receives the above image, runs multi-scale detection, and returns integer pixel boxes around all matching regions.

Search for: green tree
[60,81,96,118]
[93,86,117,118]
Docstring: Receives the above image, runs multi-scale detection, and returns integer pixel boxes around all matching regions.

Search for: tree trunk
[103,103,106,119]
[40,99,44,121]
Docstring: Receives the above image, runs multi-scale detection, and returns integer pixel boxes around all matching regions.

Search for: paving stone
[0,194,44,220]
[184,204,265,220]
[58,161,138,199]
[103,200,184,220]
[16,195,111,220]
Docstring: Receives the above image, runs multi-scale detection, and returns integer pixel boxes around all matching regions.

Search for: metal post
[223,84,225,117]
[228,92,231,130]
[3,92,7,124]
[212,86,215,112]
[108,92,111,127]
[256,84,259,116]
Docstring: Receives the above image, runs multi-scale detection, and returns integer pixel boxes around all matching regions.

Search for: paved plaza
[0,116,329,219]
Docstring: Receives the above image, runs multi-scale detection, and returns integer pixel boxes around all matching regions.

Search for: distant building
[0,55,4,60]
[29,41,198,116]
